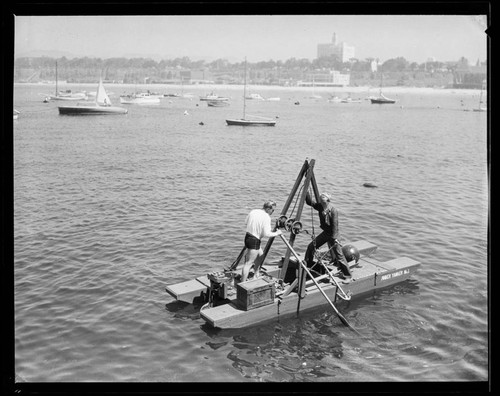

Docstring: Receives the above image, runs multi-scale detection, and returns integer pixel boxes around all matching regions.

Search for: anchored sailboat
[473,80,486,112]
[226,58,276,126]
[370,73,396,104]
[41,61,87,102]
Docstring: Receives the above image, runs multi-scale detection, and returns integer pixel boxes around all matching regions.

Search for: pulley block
[291,221,303,235]
[276,215,288,229]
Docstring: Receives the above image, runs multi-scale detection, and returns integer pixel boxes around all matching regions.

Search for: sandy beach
[16,82,482,97]
[204,84,483,96]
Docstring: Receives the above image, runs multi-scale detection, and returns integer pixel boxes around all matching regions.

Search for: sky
[14,15,488,64]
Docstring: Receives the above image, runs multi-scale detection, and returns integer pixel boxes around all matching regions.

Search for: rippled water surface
[13,84,488,384]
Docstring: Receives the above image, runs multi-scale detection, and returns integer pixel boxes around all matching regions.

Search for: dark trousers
[304,232,352,277]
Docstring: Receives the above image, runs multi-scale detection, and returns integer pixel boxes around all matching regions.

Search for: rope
[309,185,317,252]
[228,246,246,271]
[288,184,304,220]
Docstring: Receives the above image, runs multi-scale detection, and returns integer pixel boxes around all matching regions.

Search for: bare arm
[263,216,282,238]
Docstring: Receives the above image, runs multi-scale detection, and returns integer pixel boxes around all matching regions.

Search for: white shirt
[245,209,277,240]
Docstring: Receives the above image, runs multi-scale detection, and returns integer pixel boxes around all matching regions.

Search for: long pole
[279,235,362,335]
[243,57,247,119]
[55,61,58,97]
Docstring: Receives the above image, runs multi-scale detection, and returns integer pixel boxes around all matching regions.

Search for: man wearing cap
[304,191,352,283]
[241,200,282,282]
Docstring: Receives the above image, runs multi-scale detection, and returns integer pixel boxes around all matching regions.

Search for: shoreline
[14,82,482,96]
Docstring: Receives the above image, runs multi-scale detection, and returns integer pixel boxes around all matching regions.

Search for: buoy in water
[184,110,189,115]
[363,183,378,188]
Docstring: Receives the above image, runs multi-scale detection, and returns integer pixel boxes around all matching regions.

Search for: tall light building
[317,33,355,63]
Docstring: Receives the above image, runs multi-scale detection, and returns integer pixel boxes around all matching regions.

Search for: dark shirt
[305,192,340,239]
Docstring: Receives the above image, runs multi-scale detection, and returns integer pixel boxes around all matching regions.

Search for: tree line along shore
[14,55,486,89]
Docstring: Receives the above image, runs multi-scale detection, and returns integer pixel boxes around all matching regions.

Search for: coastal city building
[297,70,350,87]
[317,33,355,63]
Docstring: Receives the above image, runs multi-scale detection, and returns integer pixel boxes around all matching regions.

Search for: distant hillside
[15,50,79,59]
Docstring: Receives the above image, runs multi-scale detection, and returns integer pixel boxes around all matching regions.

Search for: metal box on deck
[236,278,275,311]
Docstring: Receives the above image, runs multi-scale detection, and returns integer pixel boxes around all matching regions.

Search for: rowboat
[165,159,420,329]
[207,100,230,107]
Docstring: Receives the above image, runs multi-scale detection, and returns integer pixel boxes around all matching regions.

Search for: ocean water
[13,84,488,385]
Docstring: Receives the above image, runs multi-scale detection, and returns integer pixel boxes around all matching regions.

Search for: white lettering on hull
[380,268,410,281]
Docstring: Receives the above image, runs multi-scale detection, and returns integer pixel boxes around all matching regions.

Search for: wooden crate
[236,278,275,311]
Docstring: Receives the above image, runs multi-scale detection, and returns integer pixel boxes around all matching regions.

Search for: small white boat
[200,92,229,102]
[266,97,281,101]
[205,96,229,104]
[120,92,161,105]
[340,96,362,103]
[328,96,341,103]
[14,109,20,120]
[245,93,265,100]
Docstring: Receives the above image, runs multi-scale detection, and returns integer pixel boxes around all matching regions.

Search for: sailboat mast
[96,74,101,105]
[55,61,58,97]
[479,80,485,105]
[243,57,247,119]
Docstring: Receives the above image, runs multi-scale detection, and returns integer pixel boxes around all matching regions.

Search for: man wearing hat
[304,191,352,283]
[241,200,282,282]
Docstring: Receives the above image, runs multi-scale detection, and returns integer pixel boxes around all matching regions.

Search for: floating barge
[166,240,420,329]
[165,159,420,329]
